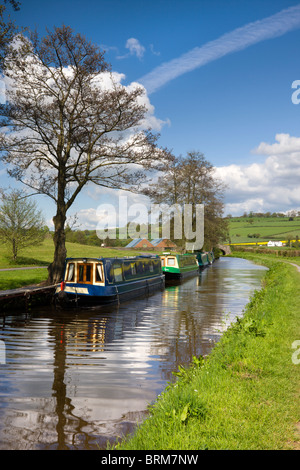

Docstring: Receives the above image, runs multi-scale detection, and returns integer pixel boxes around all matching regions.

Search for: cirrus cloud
[138,4,300,94]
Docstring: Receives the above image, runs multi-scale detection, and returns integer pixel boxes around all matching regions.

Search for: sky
[1,0,300,230]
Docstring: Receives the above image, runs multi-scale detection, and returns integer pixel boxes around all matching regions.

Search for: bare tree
[0,0,20,68]
[144,151,228,250]
[0,189,45,261]
[0,25,171,283]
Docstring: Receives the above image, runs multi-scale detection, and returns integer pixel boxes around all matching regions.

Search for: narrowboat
[160,253,199,280]
[54,255,165,308]
[196,251,215,269]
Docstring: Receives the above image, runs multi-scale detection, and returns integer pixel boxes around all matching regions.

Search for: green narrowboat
[196,251,215,269]
[160,253,199,280]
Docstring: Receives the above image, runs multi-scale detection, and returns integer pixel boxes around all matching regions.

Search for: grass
[115,253,300,450]
[229,216,300,244]
[0,238,159,290]
[0,268,48,290]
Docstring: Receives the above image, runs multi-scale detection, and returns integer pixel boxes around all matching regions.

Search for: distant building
[125,238,154,249]
[125,238,177,250]
[151,238,177,249]
[267,241,283,247]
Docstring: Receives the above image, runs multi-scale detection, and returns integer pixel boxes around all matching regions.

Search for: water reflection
[0,257,267,450]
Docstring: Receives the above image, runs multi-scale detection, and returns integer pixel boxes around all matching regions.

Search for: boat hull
[162,266,199,280]
[55,274,165,308]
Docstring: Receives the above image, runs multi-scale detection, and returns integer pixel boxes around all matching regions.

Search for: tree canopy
[0,189,45,261]
[144,151,228,250]
[0,25,171,282]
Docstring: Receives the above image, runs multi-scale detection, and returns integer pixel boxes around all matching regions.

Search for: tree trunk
[47,208,67,285]
[47,164,67,285]
[12,238,17,261]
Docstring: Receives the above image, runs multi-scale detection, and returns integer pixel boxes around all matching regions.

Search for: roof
[126,238,176,248]
[151,238,164,246]
[125,238,153,248]
[151,238,176,246]
[125,238,143,248]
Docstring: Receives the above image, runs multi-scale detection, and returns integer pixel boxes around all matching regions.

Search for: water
[0,257,267,450]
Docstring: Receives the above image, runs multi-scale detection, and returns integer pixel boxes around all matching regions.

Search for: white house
[267,241,283,247]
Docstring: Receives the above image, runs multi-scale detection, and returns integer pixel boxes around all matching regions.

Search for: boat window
[114,264,123,282]
[78,264,84,282]
[136,261,143,274]
[131,263,137,275]
[95,264,103,282]
[66,263,75,282]
[106,263,114,284]
[77,263,93,283]
[143,262,149,273]
[86,265,91,282]
[167,257,175,266]
[181,256,197,267]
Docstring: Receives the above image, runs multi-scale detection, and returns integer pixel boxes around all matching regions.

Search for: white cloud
[150,44,160,57]
[138,4,300,94]
[253,133,300,155]
[126,38,145,59]
[216,133,300,215]
[117,38,146,60]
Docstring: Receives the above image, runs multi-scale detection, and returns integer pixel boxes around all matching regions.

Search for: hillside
[228,216,300,245]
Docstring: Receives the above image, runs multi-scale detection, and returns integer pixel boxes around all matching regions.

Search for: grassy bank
[116,253,300,450]
[0,268,48,291]
[0,239,150,290]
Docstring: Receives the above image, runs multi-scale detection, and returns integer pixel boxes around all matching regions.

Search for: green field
[0,238,152,290]
[228,216,300,244]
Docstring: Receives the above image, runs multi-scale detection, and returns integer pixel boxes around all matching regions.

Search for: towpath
[0,266,47,271]
[288,262,300,273]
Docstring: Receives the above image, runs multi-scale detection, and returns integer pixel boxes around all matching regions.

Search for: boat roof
[65,255,160,262]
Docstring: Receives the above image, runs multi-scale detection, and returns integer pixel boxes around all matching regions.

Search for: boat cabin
[160,253,199,279]
[55,255,164,307]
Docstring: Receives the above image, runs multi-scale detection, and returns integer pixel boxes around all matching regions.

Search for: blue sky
[1,0,300,228]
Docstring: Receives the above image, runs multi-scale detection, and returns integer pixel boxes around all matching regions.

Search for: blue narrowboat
[54,255,165,307]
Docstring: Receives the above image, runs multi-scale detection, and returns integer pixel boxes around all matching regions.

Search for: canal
[0,257,267,450]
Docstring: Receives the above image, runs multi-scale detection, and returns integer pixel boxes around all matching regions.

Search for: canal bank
[116,254,300,450]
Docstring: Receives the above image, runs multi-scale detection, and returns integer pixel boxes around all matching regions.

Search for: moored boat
[54,255,165,308]
[196,251,215,269]
[160,253,199,280]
